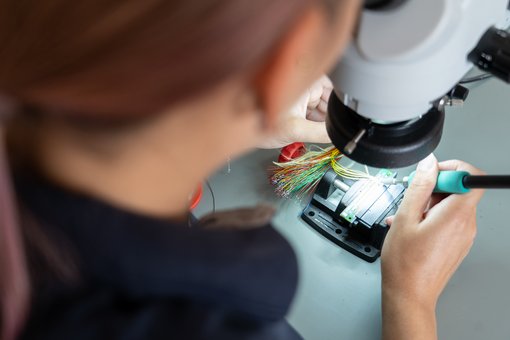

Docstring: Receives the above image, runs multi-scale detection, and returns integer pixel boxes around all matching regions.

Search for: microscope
[329,0,510,168]
[303,0,510,261]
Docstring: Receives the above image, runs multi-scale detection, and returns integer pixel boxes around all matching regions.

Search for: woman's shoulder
[16,174,300,339]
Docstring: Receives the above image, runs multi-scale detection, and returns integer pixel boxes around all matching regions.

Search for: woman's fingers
[257,75,333,148]
[385,215,394,226]
[382,158,485,312]
[306,107,327,122]
[306,75,332,117]
[438,159,485,175]
[396,154,439,223]
[438,160,486,206]
[287,118,330,144]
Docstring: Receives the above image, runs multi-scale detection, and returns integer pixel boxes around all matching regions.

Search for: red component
[278,142,306,163]
[189,184,203,210]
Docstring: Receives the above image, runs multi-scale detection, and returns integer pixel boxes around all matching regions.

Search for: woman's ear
[254,7,325,131]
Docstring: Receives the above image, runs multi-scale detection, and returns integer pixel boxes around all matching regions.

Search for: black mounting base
[301,169,405,262]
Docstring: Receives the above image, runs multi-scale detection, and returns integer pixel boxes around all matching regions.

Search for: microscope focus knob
[469,27,510,83]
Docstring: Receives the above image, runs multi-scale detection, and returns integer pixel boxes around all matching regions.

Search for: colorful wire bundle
[270,145,371,198]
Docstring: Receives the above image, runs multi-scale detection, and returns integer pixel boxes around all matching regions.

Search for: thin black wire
[188,181,216,227]
[205,180,216,213]
[459,73,493,84]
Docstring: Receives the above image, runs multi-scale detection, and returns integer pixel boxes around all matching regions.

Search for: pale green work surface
[194,75,510,340]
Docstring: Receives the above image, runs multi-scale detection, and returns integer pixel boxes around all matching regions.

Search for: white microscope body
[331,0,510,123]
[326,0,510,167]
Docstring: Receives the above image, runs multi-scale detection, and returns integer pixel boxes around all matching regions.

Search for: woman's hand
[257,75,332,149]
[381,154,485,340]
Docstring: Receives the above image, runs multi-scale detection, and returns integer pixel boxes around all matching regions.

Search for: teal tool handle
[408,170,471,194]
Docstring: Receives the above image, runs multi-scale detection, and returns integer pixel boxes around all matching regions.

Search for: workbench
[194,74,510,340]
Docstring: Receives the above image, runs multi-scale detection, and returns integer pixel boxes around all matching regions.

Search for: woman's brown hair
[0,1,333,339]
[0,0,318,116]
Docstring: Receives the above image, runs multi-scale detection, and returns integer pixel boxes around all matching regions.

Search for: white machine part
[330,0,510,123]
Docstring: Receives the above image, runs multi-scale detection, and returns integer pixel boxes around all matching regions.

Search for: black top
[15,175,301,340]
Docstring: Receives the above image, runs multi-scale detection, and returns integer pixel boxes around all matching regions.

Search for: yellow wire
[330,150,372,180]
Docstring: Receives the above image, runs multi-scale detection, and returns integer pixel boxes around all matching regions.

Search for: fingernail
[417,153,436,171]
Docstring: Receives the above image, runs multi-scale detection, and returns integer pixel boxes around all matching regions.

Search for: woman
[0,0,484,339]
